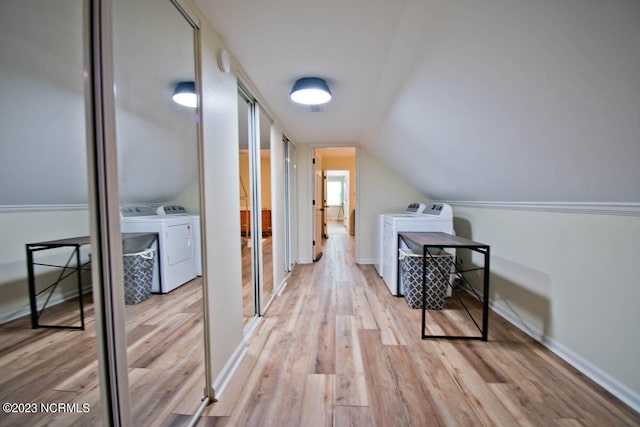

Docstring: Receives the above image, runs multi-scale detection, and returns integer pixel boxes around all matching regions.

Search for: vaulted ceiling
[197,0,640,203]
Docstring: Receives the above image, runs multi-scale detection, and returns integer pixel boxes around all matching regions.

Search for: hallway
[198,234,639,426]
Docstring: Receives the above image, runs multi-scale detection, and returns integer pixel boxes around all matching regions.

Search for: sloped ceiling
[0,1,87,205]
[0,0,199,206]
[197,0,640,203]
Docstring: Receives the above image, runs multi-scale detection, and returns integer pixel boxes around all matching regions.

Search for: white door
[313,154,323,261]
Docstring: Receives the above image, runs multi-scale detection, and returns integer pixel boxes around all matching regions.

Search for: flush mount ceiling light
[290,77,332,105]
[172,81,197,108]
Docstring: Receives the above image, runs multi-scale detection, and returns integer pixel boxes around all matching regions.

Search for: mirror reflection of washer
[156,205,202,276]
[120,206,197,293]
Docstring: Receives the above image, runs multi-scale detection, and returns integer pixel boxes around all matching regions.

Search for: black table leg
[76,247,85,330]
[26,245,38,329]
[482,246,490,341]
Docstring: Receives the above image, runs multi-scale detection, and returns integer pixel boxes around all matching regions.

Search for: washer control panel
[424,203,452,216]
[405,202,426,214]
[157,205,189,216]
[120,206,156,218]
[403,202,450,216]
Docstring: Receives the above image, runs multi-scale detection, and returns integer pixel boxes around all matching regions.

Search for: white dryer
[381,203,454,296]
[156,205,202,276]
[120,206,197,293]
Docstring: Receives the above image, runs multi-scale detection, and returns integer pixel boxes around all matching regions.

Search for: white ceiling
[198,0,407,144]
[197,0,640,203]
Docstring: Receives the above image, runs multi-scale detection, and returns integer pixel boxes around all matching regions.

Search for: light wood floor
[199,233,640,426]
[2,234,638,426]
[0,278,206,427]
[242,236,274,326]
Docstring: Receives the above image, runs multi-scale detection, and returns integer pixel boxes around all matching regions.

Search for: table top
[27,233,156,248]
[399,232,489,248]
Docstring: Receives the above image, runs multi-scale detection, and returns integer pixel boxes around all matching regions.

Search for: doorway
[312,147,357,259]
[325,170,349,236]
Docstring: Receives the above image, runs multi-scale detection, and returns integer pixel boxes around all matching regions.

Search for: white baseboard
[276,277,289,296]
[211,340,247,400]
[356,258,376,264]
[460,279,640,413]
[489,301,640,413]
[0,284,92,325]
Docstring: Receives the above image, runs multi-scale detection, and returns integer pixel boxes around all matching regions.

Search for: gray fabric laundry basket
[123,248,155,305]
[399,248,453,310]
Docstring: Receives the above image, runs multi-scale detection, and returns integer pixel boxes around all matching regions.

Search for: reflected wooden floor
[199,234,640,426]
[242,236,273,326]
[0,278,206,427]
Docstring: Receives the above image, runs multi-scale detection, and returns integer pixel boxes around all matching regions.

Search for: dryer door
[166,223,194,266]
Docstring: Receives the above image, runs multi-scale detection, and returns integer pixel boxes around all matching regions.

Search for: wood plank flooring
[0,278,206,427]
[242,236,274,326]
[1,233,638,426]
[199,233,640,426]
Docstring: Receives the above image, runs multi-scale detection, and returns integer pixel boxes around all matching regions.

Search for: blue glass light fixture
[290,77,332,105]
[172,81,197,108]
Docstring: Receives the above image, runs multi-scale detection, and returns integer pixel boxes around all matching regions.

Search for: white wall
[452,205,640,410]
[194,4,246,391]
[0,0,199,207]
[0,208,91,323]
[0,0,86,205]
[356,147,431,263]
[270,124,287,291]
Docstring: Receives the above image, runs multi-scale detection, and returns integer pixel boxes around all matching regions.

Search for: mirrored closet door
[0,1,103,424]
[238,89,257,326]
[111,0,208,422]
[237,86,275,328]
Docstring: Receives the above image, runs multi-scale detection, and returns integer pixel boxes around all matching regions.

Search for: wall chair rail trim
[442,201,640,217]
[0,204,90,213]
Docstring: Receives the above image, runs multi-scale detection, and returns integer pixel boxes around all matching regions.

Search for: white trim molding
[211,340,247,400]
[457,284,640,413]
[489,301,640,413]
[0,284,93,325]
[442,201,640,217]
[275,277,289,296]
[0,204,89,213]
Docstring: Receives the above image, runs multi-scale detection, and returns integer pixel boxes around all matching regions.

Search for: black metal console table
[398,232,491,341]
[26,233,156,330]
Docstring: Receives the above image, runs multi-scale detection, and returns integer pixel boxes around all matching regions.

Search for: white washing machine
[156,205,202,276]
[120,206,197,293]
[381,202,455,296]
[375,203,427,278]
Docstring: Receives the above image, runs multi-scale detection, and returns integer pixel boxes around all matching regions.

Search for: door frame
[283,135,297,271]
[309,145,358,261]
[312,150,323,261]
